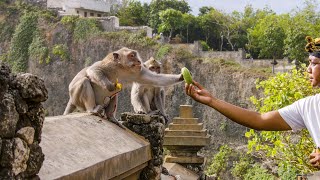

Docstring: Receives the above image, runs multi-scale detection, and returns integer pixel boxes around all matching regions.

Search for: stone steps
[172,117,199,124]
[164,129,207,137]
[168,123,203,130]
[164,136,210,146]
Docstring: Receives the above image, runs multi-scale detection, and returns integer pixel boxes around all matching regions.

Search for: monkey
[131,57,170,124]
[63,47,183,128]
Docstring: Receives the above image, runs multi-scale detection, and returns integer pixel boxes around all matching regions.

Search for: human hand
[185,80,214,105]
[309,149,320,169]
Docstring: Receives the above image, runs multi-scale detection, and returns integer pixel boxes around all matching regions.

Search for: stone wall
[0,62,48,179]
[121,113,166,180]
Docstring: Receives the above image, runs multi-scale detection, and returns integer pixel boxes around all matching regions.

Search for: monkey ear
[113,53,120,61]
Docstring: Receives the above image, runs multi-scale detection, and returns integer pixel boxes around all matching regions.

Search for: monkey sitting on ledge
[131,57,170,124]
[63,47,183,128]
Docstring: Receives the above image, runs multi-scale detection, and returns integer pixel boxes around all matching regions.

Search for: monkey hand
[108,117,126,129]
[178,74,184,81]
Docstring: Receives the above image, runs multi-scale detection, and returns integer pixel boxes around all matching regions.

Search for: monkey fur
[131,57,170,124]
[64,47,183,128]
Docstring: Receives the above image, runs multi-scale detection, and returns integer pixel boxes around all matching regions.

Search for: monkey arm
[154,88,166,115]
[131,83,150,113]
[137,67,183,86]
[86,64,116,91]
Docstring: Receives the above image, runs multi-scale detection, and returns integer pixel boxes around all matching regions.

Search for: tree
[158,8,183,39]
[248,14,286,59]
[149,0,190,32]
[116,0,149,26]
[181,13,196,43]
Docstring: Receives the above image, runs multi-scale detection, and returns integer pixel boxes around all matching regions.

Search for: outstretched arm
[136,67,183,86]
[185,80,291,131]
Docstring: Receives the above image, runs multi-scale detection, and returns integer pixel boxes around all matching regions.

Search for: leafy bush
[156,45,172,60]
[200,40,210,51]
[247,65,320,175]
[206,145,232,176]
[8,11,38,72]
[29,30,49,64]
[52,44,69,61]
[243,164,275,180]
[73,18,102,42]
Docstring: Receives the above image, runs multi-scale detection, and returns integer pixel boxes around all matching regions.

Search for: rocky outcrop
[0,62,48,179]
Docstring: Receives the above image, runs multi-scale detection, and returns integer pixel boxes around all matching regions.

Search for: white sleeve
[278,99,306,131]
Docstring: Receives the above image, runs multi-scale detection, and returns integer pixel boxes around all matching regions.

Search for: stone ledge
[39,113,151,180]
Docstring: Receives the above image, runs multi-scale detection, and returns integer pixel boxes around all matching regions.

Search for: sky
[138,0,311,16]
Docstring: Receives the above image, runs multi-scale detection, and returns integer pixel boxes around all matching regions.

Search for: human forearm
[206,97,291,131]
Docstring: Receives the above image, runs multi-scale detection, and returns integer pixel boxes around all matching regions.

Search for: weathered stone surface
[39,113,151,180]
[15,73,48,102]
[24,143,44,177]
[17,127,35,145]
[12,90,28,114]
[163,163,199,180]
[0,63,46,179]
[122,112,165,180]
[0,62,10,99]
[121,113,151,124]
[26,104,45,143]
[12,138,30,175]
[0,168,14,179]
[0,93,19,138]
[0,139,14,167]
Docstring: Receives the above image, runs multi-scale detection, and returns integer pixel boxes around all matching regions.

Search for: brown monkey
[63,47,183,128]
[131,57,169,123]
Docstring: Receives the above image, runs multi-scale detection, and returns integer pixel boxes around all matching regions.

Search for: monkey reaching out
[63,47,183,128]
[131,57,170,124]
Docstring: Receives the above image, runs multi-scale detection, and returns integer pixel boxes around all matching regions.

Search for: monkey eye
[130,53,135,58]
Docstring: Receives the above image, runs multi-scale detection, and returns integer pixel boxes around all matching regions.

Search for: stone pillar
[164,105,210,179]
[0,62,48,179]
[121,112,165,180]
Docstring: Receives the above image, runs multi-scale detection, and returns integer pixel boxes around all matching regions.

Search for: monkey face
[149,66,161,74]
[126,51,142,71]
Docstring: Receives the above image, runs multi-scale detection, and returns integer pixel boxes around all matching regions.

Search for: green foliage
[117,0,149,26]
[149,0,191,31]
[158,8,183,38]
[248,14,286,59]
[29,30,49,64]
[61,15,79,27]
[73,18,102,42]
[156,44,172,60]
[200,40,210,51]
[8,11,38,72]
[248,65,320,175]
[243,164,275,180]
[52,44,69,61]
[206,145,232,176]
[231,155,252,178]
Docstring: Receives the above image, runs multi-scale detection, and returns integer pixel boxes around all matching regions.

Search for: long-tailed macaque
[131,57,169,123]
[63,47,183,128]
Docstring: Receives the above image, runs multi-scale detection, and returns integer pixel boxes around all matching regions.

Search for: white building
[47,0,118,17]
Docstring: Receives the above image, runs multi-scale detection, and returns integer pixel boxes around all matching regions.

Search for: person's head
[306,36,320,87]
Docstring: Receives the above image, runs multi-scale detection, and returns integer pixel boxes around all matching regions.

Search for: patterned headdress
[305,36,320,58]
